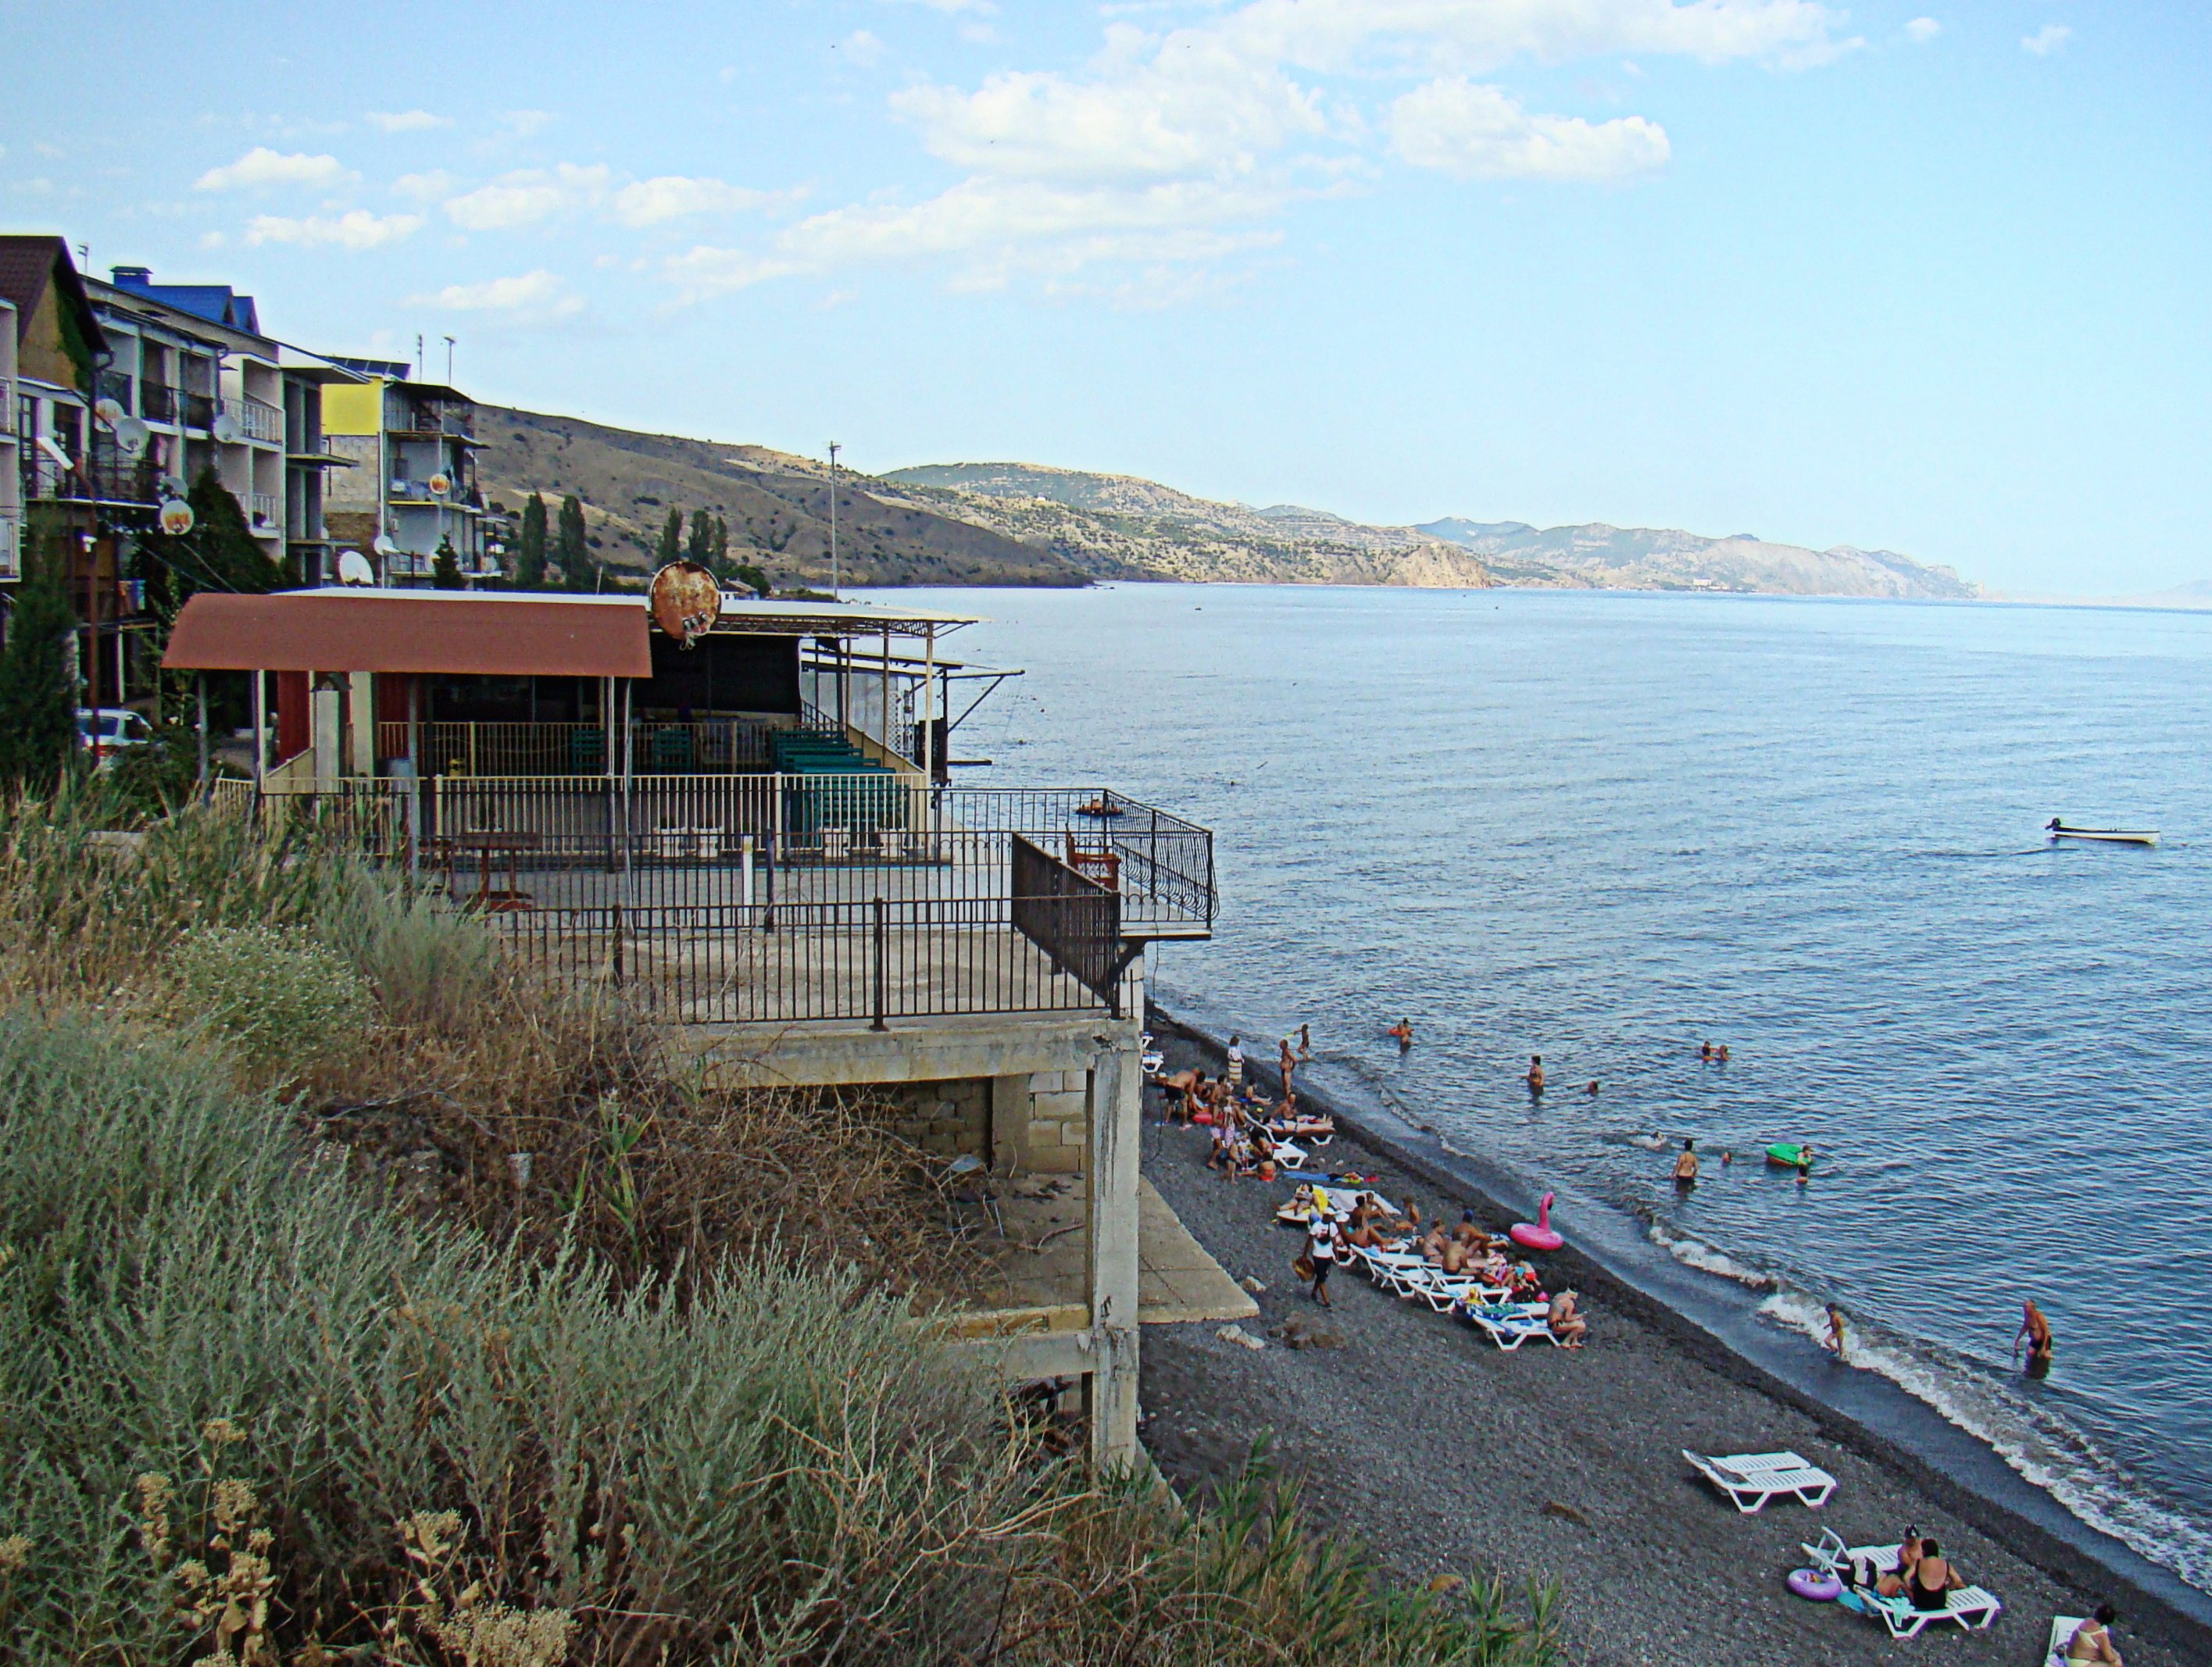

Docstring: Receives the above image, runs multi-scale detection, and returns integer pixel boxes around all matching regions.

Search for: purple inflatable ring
[1787,1568,1842,1602]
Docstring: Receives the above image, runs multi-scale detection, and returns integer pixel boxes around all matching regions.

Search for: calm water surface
[884,584,2212,1592]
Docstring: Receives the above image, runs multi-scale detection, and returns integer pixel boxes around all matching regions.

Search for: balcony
[141,383,177,423]
[235,774,1215,1024]
[223,396,284,444]
[20,444,161,508]
[0,514,17,579]
[250,492,281,531]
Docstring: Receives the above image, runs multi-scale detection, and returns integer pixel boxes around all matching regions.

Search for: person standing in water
[1673,1139,1700,1187]
[1388,1019,1413,1051]
[1525,1055,1546,1093]
[1298,1023,1313,1061]
[2016,1299,2055,1378]
[1824,1303,1849,1365]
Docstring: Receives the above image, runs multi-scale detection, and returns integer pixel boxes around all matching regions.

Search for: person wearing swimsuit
[2067,1603,2124,1664]
[1904,1541,1958,1612]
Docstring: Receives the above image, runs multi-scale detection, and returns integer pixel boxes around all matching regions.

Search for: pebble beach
[1137,1017,2212,1667]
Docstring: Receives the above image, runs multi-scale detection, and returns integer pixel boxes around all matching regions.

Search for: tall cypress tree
[0,518,81,791]
[556,494,592,591]
[515,492,549,589]
[656,506,684,567]
[710,515,729,576]
[431,535,463,590]
[685,507,715,569]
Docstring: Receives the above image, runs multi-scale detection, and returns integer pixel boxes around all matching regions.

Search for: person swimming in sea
[1699,1041,1713,1062]
[2016,1299,2055,1379]
[1585,1080,1600,1096]
[1525,1055,1546,1094]
[1673,1139,1699,1187]
[1386,1018,1413,1051]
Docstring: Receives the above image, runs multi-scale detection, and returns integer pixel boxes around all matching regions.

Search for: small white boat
[2047,819,2160,847]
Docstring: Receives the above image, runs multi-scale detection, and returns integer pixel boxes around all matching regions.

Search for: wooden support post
[1085,978,1144,1472]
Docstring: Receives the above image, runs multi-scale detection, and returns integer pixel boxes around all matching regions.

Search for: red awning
[163,591,654,678]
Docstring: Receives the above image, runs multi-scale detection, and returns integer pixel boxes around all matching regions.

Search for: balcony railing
[250,492,280,530]
[379,719,784,776]
[0,514,18,579]
[141,384,177,423]
[223,773,1214,1023]
[224,396,284,444]
[20,444,161,507]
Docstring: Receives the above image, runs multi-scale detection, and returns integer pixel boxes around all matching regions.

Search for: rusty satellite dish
[158,498,196,537]
[650,560,722,648]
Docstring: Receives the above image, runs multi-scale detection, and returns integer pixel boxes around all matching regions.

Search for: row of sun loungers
[1345,1244,1563,1344]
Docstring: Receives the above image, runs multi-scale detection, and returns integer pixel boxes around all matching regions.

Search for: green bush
[315,863,504,1033]
[166,923,373,1075]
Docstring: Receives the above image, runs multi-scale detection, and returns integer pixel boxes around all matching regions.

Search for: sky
[4,1,2208,595]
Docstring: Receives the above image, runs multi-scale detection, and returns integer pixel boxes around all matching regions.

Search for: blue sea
[888,581,2212,1599]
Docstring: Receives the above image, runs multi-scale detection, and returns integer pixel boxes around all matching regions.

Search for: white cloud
[667,175,1289,298]
[2021,23,2071,56]
[894,43,1328,183]
[244,209,422,249]
[839,29,888,66]
[502,109,556,137]
[366,109,450,133]
[882,0,997,12]
[609,175,780,226]
[444,163,610,230]
[1905,17,1941,43]
[677,0,1846,298]
[1388,77,1668,180]
[392,169,456,203]
[195,147,353,191]
[414,269,584,320]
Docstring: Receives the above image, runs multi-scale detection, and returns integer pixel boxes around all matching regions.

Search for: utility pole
[826,441,841,600]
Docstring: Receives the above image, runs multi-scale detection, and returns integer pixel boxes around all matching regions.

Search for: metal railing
[379,719,784,776]
[20,443,161,507]
[0,514,18,579]
[225,396,284,444]
[141,384,177,423]
[215,773,1211,1023]
[250,492,280,530]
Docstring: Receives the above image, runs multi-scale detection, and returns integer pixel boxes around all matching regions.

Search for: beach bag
[1292,1252,1317,1283]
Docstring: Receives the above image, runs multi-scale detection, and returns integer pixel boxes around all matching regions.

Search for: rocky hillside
[876,464,1492,587]
[1414,518,1978,598]
[474,408,1088,588]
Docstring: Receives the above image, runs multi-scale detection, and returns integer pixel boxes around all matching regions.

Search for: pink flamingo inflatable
[1510,1192,1564,1252]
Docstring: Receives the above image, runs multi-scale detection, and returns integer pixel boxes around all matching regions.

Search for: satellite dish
[427,471,452,498]
[649,560,722,648]
[337,549,376,587]
[93,397,126,428]
[373,534,399,557]
[159,498,195,537]
[115,416,150,458]
[211,411,242,444]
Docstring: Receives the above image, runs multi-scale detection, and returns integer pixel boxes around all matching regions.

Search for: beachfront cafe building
[163,584,1246,1466]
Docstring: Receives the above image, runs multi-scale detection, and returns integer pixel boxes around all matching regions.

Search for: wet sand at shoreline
[1136,1023,2209,1667]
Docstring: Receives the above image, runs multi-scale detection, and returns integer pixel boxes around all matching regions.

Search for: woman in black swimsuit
[1906,1541,1959,1612]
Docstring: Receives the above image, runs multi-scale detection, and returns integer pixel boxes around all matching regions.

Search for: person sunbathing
[2066,1603,2124,1665]
[1347,1216,1395,1250]
[1878,1538,1959,1610]
[1438,1237,1473,1276]
[1548,1289,1588,1348]
[1420,1223,1452,1264]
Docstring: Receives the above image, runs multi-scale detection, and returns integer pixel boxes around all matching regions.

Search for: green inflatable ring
[1766,1143,1814,1169]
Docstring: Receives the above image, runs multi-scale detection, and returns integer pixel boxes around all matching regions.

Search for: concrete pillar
[1085,1017,1143,1471]
[347,672,377,776]
[311,686,342,791]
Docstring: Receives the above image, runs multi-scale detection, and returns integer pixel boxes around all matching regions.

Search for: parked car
[77,707,155,767]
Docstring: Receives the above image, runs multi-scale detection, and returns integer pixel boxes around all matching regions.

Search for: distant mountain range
[883,464,1977,598]
[473,412,1978,599]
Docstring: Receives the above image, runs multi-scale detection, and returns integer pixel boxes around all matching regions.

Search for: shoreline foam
[1149,999,2212,1644]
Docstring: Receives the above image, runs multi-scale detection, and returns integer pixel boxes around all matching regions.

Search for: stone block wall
[999,1069,1090,1173]
[879,1078,989,1158]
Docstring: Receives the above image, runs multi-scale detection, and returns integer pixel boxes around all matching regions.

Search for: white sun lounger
[1835,1583,2002,1639]
[1395,1266,1514,1312]
[1463,1305,1560,1349]
[2045,1617,2089,1665]
[1682,1450,1837,1513]
[1350,1247,1426,1286]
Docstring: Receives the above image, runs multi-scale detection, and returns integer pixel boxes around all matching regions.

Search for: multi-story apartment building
[97,266,360,587]
[322,360,492,585]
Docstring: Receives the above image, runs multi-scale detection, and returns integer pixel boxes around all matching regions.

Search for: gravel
[1137,1033,2206,1667]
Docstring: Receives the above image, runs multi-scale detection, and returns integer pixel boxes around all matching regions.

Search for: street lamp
[826,441,841,600]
